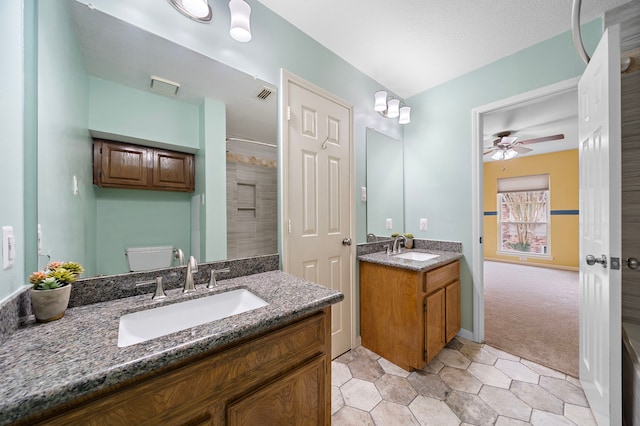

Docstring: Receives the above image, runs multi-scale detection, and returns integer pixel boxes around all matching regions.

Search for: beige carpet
[484,261,579,377]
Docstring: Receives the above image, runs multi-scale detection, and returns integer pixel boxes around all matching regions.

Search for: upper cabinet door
[151,148,195,192]
[95,140,149,188]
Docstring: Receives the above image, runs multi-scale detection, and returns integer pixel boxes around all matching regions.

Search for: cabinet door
[227,356,327,425]
[424,289,445,363]
[97,140,149,188]
[151,149,194,191]
[445,280,461,342]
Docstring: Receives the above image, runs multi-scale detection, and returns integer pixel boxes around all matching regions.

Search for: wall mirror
[365,128,404,239]
[37,1,277,278]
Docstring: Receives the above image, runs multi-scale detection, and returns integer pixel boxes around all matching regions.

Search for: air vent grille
[255,87,274,101]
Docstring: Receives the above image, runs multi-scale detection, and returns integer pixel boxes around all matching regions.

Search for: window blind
[497,174,549,193]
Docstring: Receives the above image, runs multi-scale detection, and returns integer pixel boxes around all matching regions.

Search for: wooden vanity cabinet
[22,308,331,426]
[93,139,195,192]
[360,260,460,370]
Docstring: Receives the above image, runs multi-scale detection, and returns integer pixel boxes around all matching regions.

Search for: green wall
[404,19,604,333]
[0,0,27,300]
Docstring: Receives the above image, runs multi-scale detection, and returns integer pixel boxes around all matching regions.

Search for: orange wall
[483,149,579,269]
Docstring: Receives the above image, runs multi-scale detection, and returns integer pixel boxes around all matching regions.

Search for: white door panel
[578,25,622,426]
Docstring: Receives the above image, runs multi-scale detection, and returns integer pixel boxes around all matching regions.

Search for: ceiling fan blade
[512,145,532,153]
[519,134,565,145]
[483,148,497,155]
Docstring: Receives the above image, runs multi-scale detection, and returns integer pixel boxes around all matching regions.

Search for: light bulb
[229,0,252,42]
[504,148,518,160]
[491,150,505,161]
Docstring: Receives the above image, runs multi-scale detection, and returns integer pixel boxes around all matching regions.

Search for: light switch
[38,224,43,254]
[2,226,15,270]
[361,187,367,202]
[420,218,428,231]
[386,218,392,229]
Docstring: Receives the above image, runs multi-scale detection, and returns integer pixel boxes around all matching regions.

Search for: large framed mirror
[365,128,404,239]
[37,0,277,277]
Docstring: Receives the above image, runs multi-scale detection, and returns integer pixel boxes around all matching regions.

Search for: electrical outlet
[386,218,392,229]
[419,218,427,231]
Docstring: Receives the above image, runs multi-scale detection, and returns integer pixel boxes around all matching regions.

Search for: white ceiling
[256,0,631,99]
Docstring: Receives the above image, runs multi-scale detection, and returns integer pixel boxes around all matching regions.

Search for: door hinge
[287,106,291,121]
[479,237,483,244]
[288,218,292,234]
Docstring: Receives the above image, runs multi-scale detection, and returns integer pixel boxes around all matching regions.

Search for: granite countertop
[0,271,343,425]
[358,249,463,272]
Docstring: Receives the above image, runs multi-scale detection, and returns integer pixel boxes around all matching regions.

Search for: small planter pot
[405,238,414,249]
[30,285,72,323]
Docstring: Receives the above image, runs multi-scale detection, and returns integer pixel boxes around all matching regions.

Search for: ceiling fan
[483,131,565,160]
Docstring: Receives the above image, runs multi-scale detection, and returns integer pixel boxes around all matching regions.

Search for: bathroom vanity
[359,249,462,371]
[0,270,342,425]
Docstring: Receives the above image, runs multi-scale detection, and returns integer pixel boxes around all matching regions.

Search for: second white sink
[393,252,440,261]
[118,288,268,347]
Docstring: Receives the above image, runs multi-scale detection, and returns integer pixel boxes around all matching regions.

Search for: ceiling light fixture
[374,90,411,124]
[168,0,212,23]
[490,147,518,161]
[229,0,252,42]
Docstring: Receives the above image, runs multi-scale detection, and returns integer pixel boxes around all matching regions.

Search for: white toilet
[125,246,174,272]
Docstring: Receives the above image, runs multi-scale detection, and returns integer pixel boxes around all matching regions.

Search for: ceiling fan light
[374,91,388,112]
[398,106,411,124]
[229,0,252,42]
[182,0,210,17]
[491,150,504,161]
[504,148,518,160]
[387,99,400,118]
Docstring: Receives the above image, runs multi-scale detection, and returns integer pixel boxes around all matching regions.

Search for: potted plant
[403,233,414,249]
[29,261,83,323]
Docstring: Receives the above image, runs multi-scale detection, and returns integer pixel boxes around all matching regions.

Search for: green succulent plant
[29,261,84,290]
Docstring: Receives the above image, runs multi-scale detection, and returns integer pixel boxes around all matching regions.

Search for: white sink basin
[118,289,268,347]
[393,252,440,262]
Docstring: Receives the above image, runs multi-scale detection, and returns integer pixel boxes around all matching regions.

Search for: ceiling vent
[150,75,180,96]
[255,86,274,102]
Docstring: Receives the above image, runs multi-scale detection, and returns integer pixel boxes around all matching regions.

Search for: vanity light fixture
[374,90,411,124]
[168,0,213,23]
[229,0,252,42]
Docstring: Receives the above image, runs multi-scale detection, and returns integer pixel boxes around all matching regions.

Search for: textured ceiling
[256,0,631,99]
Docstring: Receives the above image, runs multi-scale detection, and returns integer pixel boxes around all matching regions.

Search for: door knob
[585,254,607,268]
[626,257,639,270]
[342,238,352,246]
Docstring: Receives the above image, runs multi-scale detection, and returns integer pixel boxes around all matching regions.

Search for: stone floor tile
[495,359,540,384]
[445,390,498,426]
[340,378,382,411]
[439,366,483,394]
[564,403,597,426]
[371,401,420,426]
[332,385,344,415]
[484,345,521,361]
[539,376,589,407]
[378,357,411,377]
[509,380,564,415]
[495,416,531,425]
[422,357,445,374]
[437,348,472,369]
[375,374,418,405]
[408,370,452,400]
[459,344,498,365]
[446,338,464,350]
[409,395,461,426]
[333,361,352,387]
[468,362,512,389]
[520,359,566,380]
[353,345,381,360]
[479,385,532,422]
[348,356,385,382]
[566,375,581,387]
[530,409,577,425]
[456,336,482,349]
[332,406,375,425]
[335,350,357,364]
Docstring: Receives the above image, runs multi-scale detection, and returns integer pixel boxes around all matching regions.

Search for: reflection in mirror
[37,1,277,278]
[366,128,404,239]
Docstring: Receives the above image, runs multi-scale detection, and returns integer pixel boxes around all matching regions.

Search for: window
[497,175,550,256]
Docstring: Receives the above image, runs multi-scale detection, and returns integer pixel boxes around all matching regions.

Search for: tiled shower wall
[606,1,640,323]
[226,140,278,259]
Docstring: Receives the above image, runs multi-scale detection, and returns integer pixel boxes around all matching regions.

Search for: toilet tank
[125,246,174,272]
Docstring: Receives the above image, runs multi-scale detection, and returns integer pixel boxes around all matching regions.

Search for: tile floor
[331,337,596,425]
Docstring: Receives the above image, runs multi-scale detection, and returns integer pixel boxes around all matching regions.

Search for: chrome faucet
[183,256,198,293]
[152,276,166,300]
[392,235,406,254]
[367,233,377,242]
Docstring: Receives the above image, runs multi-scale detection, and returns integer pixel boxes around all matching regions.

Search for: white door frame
[470,76,580,342]
[280,68,357,351]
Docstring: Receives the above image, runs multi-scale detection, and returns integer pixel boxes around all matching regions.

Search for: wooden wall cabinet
[93,139,195,192]
[360,260,460,370]
[22,308,331,426]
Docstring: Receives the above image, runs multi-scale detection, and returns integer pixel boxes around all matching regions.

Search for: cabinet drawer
[425,261,459,294]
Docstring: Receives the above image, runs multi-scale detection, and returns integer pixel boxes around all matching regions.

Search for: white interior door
[578,25,621,426]
[282,71,353,359]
